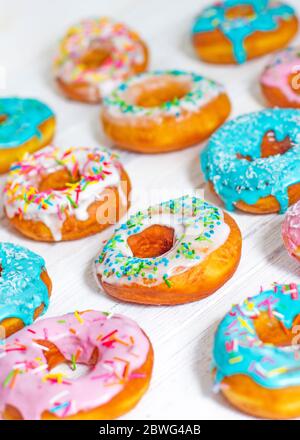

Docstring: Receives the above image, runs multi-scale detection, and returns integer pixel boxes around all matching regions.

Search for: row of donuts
[2,0,300,420]
[1,191,300,421]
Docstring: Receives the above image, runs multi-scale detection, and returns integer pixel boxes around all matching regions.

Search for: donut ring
[95,196,241,305]
[282,200,300,262]
[3,146,131,242]
[101,70,231,153]
[192,0,298,64]
[0,98,55,174]
[213,283,300,419]
[201,109,300,214]
[54,17,148,103]
[261,47,300,107]
[0,242,52,339]
[0,310,153,420]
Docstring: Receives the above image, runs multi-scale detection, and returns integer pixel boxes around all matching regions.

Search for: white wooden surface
[1,0,300,420]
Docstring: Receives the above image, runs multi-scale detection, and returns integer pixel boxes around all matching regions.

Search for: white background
[1,0,300,420]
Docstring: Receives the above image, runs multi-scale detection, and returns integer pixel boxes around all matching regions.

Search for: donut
[212,283,300,419]
[0,310,153,420]
[0,98,55,174]
[54,17,148,103]
[282,200,300,262]
[191,0,298,64]
[95,196,241,305]
[261,47,300,107]
[201,109,300,214]
[3,146,131,242]
[0,242,52,339]
[101,70,231,154]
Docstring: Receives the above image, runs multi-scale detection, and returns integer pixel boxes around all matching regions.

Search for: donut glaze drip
[95,196,230,288]
[0,98,54,149]
[0,242,49,326]
[0,311,150,419]
[213,284,300,389]
[192,0,295,64]
[201,109,300,213]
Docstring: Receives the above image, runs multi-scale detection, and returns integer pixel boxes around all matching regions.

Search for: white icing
[102,70,225,122]
[95,196,230,287]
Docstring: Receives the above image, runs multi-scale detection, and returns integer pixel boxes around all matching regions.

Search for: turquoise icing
[192,0,295,64]
[0,98,54,149]
[213,284,300,389]
[201,109,300,214]
[0,242,49,328]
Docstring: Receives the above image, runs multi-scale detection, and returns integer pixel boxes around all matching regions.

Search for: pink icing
[261,48,300,105]
[0,310,151,420]
[282,200,300,260]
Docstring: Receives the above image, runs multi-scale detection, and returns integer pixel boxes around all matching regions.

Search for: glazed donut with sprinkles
[0,242,52,338]
[201,108,300,214]
[0,98,55,174]
[261,47,300,108]
[95,196,241,305]
[102,70,231,153]
[3,146,131,242]
[191,0,298,64]
[213,283,300,419]
[0,310,153,420]
[54,17,148,103]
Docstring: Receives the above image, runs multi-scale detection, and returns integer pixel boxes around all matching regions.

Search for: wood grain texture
[1,0,300,420]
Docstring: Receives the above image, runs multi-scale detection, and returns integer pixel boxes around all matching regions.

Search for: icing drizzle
[201,108,300,213]
[0,310,150,419]
[0,98,54,149]
[213,284,300,389]
[4,146,126,241]
[192,0,296,64]
[95,196,230,288]
[0,242,49,327]
[54,17,147,96]
[103,70,225,120]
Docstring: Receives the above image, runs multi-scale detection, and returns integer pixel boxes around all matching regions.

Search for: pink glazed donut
[282,200,300,261]
[261,47,300,108]
[0,310,153,420]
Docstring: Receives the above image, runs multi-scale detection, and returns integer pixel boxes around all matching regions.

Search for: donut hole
[0,114,7,124]
[126,76,191,108]
[36,339,98,378]
[38,168,81,192]
[225,5,255,20]
[79,41,112,69]
[51,360,91,380]
[236,130,293,161]
[254,312,299,347]
[128,224,175,258]
[261,131,293,158]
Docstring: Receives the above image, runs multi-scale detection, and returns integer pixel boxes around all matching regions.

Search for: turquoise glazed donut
[0,97,55,173]
[213,283,300,418]
[201,109,300,214]
[192,0,297,64]
[0,242,51,338]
